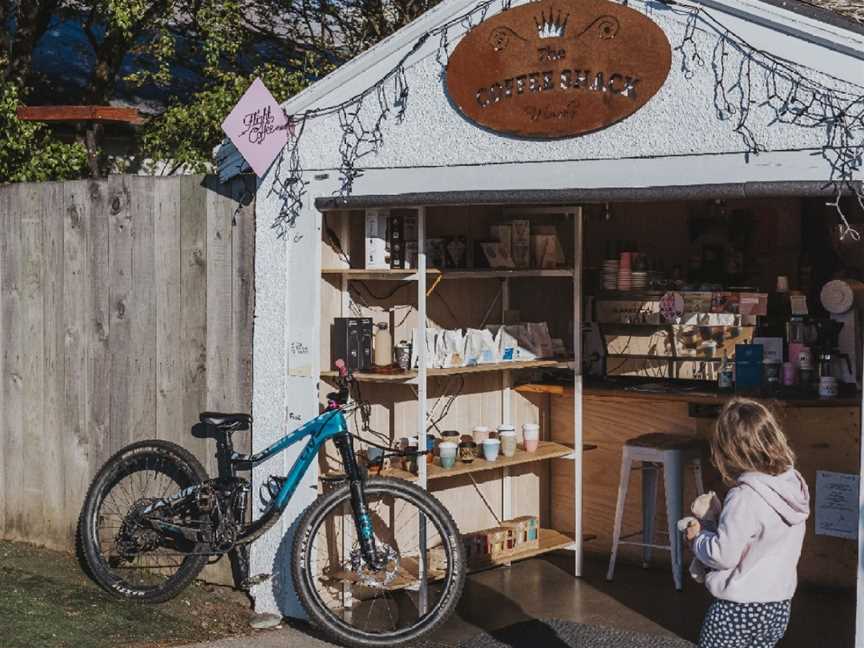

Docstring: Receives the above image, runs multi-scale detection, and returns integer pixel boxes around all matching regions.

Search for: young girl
[686,397,810,648]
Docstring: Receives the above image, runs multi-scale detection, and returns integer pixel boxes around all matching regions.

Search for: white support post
[417,206,428,488]
[416,206,428,615]
[572,207,584,577]
[502,277,512,522]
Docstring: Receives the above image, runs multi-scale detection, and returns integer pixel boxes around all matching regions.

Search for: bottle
[718,350,733,390]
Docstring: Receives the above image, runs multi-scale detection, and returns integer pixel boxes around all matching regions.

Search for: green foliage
[2,0,438,178]
[138,63,320,173]
[0,81,88,183]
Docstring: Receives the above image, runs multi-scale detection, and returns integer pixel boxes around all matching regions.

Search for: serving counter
[519,378,861,589]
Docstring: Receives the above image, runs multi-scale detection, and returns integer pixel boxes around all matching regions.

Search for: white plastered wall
[248,0,864,618]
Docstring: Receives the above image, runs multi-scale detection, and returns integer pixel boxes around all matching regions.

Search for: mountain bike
[79,360,465,648]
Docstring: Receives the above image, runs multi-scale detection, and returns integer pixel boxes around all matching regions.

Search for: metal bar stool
[606,433,705,591]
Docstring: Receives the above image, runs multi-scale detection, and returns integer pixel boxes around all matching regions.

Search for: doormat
[454,618,695,648]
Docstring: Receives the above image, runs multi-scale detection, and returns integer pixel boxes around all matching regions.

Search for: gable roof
[759,0,864,33]
[217,0,864,181]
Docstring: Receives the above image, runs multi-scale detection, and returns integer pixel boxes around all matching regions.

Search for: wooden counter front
[540,383,860,589]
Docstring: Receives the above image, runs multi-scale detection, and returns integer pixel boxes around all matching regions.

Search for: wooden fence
[0,175,255,577]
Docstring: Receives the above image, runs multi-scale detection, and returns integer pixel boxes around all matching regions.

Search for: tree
[1,0,440,180]
[0,78,88,182]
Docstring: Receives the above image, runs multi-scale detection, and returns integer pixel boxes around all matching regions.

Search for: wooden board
[321,359,566,383]
[0,176,255,588]
[62,181,94,542]
[321,269,575,279]
[358,441,572,482]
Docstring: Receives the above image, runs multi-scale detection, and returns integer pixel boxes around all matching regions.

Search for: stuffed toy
[676,491,722,582]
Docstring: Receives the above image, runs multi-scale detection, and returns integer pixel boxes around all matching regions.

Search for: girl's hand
[684,520,701,542]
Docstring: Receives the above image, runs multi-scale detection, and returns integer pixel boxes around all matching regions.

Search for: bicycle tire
[79,439,210,603]
[292,477,465,648]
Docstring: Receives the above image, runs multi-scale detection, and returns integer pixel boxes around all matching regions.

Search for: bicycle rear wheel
[79,440,210,602]
[292,477,465,648]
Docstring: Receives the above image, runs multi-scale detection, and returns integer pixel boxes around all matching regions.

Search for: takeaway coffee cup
[438,441,458,469]
[499,430,517,457]
[459,441,476,464]
[522,423,540,452]
[482,438,500,462]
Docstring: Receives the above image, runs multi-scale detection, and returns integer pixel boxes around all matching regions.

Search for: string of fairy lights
[266,0,864,241]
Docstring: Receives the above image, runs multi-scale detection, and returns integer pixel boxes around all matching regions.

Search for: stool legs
[663,452,684,591]
[691,458,705,496]
[641,463,659,567]
[606,451,632,581]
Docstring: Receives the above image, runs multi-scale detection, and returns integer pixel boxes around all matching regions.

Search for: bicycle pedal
[241,573,272,589]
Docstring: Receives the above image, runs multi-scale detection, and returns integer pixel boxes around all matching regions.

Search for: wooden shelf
[321,528,576,592]
[321,359,568,383]
[374,441,574,482]
[321,268,574,280]
[515,383,568,396]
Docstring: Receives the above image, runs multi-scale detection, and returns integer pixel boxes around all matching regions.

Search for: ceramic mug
[522,423,540,452]
[438,441,458,469]
[819,376,838,398]
[482,438,500,462]
[499,430,517,458]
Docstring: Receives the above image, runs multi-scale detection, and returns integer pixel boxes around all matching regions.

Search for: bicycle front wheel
[292,477,465,648]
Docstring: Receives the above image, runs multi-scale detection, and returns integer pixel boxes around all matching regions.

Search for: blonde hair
[711,398,795,484]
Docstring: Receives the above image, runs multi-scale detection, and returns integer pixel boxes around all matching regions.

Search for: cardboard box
[501,516,539,550]
[462,526,516,566]
[365,209,390,269]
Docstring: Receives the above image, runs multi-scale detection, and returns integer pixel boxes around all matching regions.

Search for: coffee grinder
[812,318,853,387]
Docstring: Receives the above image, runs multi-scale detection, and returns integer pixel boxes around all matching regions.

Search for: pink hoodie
[691,469,811,603]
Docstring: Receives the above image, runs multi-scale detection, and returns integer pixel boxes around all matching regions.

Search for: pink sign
[221,78,289,177]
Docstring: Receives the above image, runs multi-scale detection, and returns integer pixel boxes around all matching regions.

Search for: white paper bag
[440,329,465,368]
[464,328,498,365]
[412,328,440,368]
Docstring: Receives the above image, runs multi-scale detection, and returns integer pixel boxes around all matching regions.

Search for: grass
[0,540,256,648]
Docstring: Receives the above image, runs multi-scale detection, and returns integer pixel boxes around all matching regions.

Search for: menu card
[815,470,859,540]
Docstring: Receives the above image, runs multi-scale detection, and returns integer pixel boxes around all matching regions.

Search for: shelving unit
[379,441,575,481]
[320,358,569,383]
[318,204,584,579]
[322,268,575,280]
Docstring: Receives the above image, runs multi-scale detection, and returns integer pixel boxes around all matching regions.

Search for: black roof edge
[314,181,863,210]
[755,0,864,37]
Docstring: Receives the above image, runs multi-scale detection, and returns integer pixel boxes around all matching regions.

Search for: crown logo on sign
[535,9,568,39]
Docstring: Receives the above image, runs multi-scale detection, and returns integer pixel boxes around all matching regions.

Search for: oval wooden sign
[445,0,672,138]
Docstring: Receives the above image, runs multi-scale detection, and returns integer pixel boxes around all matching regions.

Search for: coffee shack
[218,0,864,643]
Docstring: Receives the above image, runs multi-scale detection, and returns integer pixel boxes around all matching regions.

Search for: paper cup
[438,441,458,469]
[473,425,491,444]
[499,430,517,457]
[459,441,476,464]
[482,438,500,462]
[522,423,540,452]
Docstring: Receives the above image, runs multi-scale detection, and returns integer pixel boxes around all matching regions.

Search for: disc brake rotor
[349,544,401,589]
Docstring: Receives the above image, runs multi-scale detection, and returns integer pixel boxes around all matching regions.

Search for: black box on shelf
[389,213,405,269]
[333,317,373,372]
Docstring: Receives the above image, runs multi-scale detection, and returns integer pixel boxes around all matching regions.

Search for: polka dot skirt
[698,599,791,648]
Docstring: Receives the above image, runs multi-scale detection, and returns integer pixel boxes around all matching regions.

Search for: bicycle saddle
[199,412,252,431]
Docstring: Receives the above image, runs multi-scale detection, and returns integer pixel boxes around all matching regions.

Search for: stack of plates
[602,260,618,290]
[631,271,648,289]
[617,268,632,291]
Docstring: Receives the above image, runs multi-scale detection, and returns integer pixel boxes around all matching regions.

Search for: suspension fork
[333,432,382,569]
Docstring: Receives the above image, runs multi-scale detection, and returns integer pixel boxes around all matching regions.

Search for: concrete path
[177,624,338,648]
